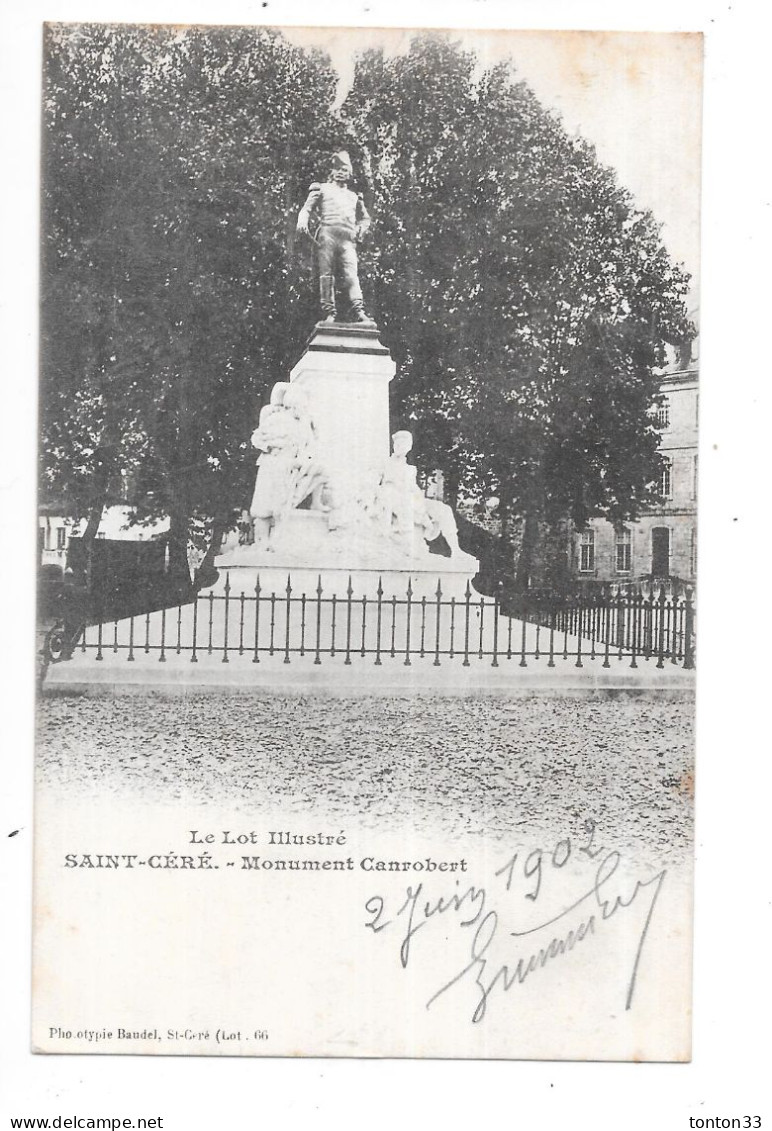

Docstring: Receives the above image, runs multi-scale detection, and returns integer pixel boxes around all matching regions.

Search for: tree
[41,23,349,566]
[42,28,694,591]
[342,37,693,586]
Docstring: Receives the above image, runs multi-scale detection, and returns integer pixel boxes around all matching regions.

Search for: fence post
[314,575,322,665]
[206,591,214,655]
[462,581,471,667]
[159,605,167,663]
[433,580,442,667]
[491,587,499,668]
[601,586,611,669]
[252,574,261,664]
[390,595,397,658]
[191,594,199,663]
[575,595,583,668]
[664,590,673,665]
[268,588,277,656]
[656,585,667,668]
[519,591,528,668]
[95,593,104,662]
[629,587,639,669]
[616,590,625,661]
[284,575,292,665]
[547,594,556,668]
[221,573,230,663]
[641,581,652,659]
[478,594,485,660]
[360,593,367,658]
[669,588,682,665]
[374,577,383,667]
[683,588,696,669]
[344,576,353,665]
[404,578,413,666]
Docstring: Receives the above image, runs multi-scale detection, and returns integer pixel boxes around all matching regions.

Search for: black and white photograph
[30,21,701,1061]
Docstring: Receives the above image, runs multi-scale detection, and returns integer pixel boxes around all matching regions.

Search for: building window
[579,529,595,573]
[56,527,67,550]
[96,532,106,540]
[653,398,670,429]
[692,454,698,500]
[690,528,697,577]
[651,527,671,578]
[615,527,632,573]
[660,456,673,500]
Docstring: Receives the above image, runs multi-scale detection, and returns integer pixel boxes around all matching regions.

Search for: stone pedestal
[289,322,395,492]
[215,319,479,598]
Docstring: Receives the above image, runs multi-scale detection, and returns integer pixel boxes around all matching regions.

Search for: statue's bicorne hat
[391,430,414,450]
[331,150,353,174]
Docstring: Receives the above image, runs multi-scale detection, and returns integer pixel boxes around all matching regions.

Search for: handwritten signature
[364,823,667,1024]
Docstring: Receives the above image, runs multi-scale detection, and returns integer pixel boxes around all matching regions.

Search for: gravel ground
[36,692,694,863]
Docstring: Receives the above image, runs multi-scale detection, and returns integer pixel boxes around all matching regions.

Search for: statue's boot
[346,299,371,324]
[320,275,336,322]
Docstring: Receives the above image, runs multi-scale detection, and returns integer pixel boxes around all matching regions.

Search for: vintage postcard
[33,22,701,1060]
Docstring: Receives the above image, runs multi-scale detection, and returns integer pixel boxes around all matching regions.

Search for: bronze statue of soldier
[296,150,371,324]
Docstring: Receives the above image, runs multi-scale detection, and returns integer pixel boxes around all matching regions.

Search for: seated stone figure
[368,431,463,558]
[249,383,326,547]
[282,384,327,512]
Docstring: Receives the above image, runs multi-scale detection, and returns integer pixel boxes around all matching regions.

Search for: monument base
[211,566,478,601]
[226,317,479,597]
[217,507,480,597]
[289,321,395,491]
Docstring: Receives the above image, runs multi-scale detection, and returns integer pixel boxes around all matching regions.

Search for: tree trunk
[196,514,229,590]
[81,499,105,546]
[514,510,540,592]
[77,473,109,587]
[165,496,191,593]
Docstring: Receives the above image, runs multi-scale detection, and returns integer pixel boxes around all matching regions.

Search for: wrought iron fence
[68,574,695,670]
[510,584,695,670]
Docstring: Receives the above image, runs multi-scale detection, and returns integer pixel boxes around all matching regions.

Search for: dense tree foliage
[342,38,693,583]
[42,27,693,585]
[41,23,348,558]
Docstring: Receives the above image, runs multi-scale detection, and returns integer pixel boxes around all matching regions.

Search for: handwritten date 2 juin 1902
[364,821,667,1024]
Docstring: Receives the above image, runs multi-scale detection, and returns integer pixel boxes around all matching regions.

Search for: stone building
[572,333,699,585]
[39,503,170,568]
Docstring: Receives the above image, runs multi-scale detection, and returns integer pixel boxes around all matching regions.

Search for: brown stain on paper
[678,769,695,801]
[548,29,703,98]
